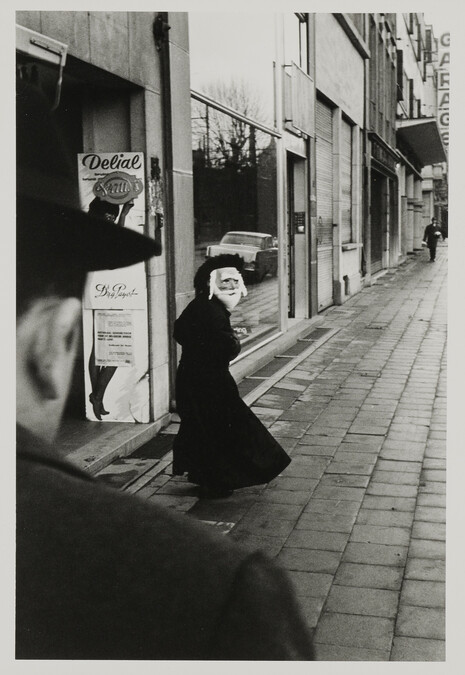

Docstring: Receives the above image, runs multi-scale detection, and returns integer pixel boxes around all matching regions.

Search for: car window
[221,233,263,247]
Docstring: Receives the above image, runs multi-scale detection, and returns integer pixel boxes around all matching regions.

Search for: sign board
[437,33,450,148]
[77,152,151,423]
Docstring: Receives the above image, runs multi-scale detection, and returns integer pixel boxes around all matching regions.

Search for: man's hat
[16,76,160,276]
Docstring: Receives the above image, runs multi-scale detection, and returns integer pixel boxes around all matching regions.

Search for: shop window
[191,98,280,350]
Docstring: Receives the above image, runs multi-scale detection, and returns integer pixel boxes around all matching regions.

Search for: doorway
[286,152,308,319]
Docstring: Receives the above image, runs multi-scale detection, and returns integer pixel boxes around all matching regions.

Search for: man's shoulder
[16,443,314,659]
[18,453,238,550]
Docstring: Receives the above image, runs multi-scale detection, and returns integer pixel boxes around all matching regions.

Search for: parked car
[206,231,278,282]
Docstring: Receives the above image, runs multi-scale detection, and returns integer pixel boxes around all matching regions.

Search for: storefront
[314,13,365,306]
[16,13,179,440]
[188,12,315,355]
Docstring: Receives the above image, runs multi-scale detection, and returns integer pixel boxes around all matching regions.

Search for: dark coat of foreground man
[16,426,314,660]
[15,79,314,660]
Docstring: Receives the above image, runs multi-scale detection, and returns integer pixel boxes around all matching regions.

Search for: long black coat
[172,295,291,489]
[16,426,314,660]
[423,223,442,246]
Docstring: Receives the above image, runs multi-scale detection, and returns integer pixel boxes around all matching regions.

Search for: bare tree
[192,79,267,169]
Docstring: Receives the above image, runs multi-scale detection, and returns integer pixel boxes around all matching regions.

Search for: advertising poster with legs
[78,152,150,423]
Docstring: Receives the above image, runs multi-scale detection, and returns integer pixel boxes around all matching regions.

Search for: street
[96,242,447,661]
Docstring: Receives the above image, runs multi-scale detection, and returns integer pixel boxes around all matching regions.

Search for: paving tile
[314,643,390,661]
[361,495,416,511]
[408,539,446,560]
[418,481,446,495]
[343,542,408,566]
[334,562,403,590]
[319,474,370,488]
[188,500,250,523]
[232,517,296,539]
[367,482,418,498]
[387,429,429,443]
[350,524,410,546]
[354,414,393,425]
[274,381,307,392]
[325,585,399,618]
[340,433,385,448]
[314,612,394,651]
[420,469,446,482]
[412,521,445,541]
[424,445,446,460]
[422,458,446,470]
[255,396,291,410]
[305,426,347,439]
[380,446,425,462]
[245,501,304,521]
[277,408,321,423]
[333,450,378,464]
[277,548,341,574]
[303,499,361,516]
[281,462,327,480]
[400,580,445,608]
[286,529,350,552]
[303,435,346,447]
[405,557,445,582]
[355,508,414,528]
[294,444,337,457]
[349,425,390,436]
[376,459,422,474]
[325,461,374,476]
[311,485,366,502]
[390,636,445,661]
[395,606,445,639]
[267,476,318,492]
[296,512,357,533]
[287,571,333,598]
[260,489,311,505]
[371,470,420,485]
[268,419,310,438]
[414,506,446,523]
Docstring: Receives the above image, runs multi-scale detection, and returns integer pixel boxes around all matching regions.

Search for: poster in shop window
[94,310,134,367]
[77,152,150,423]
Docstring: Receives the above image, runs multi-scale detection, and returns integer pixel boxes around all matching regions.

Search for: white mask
[209,267,247,311]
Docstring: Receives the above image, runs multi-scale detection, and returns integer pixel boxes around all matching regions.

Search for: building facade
[15,11,448,459]
[395,13,447,255]
[421,24,449,232]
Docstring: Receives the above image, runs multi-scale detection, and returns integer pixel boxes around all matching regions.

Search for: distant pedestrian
[172,254,291,498]
[422,217,442,261]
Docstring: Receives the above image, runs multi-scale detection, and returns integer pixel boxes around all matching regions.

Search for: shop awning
[397,118,447,167]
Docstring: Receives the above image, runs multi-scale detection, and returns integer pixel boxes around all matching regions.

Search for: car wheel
[255,268,266,283]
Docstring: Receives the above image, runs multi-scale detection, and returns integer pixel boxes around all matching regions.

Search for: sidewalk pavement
[94,242,447,662]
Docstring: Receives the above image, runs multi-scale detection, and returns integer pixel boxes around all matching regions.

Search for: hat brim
[17,196,161,273]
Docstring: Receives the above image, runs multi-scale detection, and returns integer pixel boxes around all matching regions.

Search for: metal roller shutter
[316,99,334,310]
[371,170,384,274]
[341,119,352,244]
